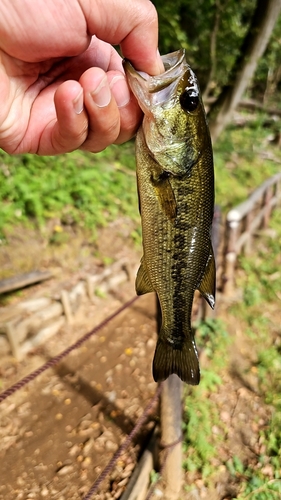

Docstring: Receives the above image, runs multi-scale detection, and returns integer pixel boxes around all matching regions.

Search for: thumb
[80,0,164,75]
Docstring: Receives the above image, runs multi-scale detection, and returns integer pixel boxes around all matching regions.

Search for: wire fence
[0,287,187,499]
[83,385,162,500]
[0,294,165,499]
[0,296,138,404]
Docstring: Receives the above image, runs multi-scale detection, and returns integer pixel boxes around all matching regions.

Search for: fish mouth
[123,49,189,111]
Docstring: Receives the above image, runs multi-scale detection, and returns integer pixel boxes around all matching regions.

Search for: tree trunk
[202,0,221,101]
[208,0,281,142]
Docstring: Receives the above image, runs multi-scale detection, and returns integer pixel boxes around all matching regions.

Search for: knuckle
[96,115,120,141]
[83,118,120,153]
[105,117,120,140]
[53,122,88,153]
[146,1,158,23]
[136,0,157,23]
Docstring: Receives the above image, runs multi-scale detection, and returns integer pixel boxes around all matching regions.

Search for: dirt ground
[0,221,278,499]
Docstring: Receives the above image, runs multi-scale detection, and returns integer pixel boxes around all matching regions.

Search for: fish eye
[180,88,199,112]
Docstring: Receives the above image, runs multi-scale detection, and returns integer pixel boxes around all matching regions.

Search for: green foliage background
[153,0,281,100]
[1,0,281,238]
[0,143,139,239]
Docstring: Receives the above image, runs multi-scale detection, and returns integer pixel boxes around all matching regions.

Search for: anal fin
[198,245,216,309]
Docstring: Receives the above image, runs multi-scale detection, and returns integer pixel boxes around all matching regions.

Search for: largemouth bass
[123,50,215,385]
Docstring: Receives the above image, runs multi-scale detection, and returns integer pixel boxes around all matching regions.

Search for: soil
[0,220,278,500]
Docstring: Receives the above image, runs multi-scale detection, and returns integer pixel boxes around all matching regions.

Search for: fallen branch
[206,96,281,117]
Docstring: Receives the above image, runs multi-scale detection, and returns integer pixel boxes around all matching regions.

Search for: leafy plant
[196,317,230,367]
[182,318,229,475]
[0,142,139,239]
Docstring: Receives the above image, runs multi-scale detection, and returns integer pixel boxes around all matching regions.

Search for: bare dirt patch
[0,222,279,500]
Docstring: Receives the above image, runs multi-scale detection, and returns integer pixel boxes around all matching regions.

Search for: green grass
[0,141,139,239]
[183,318,229,477]
[183,207,281,496]
[227,457,281,499]
[235,211,281,495]
[181,117,281,495]
[214,115,281,211]
[1,113,281,241]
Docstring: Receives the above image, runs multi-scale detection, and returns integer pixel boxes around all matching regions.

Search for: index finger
[81,0,164,75]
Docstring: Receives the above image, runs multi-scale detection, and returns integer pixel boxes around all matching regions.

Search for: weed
[1,115,281,242]
[182,393,219,476]
[182,200,281,494]
[224,208,281,496]
[150,470,160,484]
[183,318,229,475]
[214,118,281,212]
[196,317,230,368]
[227,455,281,499]
[0,143,139,240]
[95,288,107,299]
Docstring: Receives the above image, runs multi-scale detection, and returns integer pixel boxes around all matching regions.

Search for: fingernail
[156,49,164,73]
[110,75,130,108]
[73,89,83,114]
[91,77,111,107]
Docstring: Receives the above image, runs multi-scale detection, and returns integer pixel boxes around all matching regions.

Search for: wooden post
[243,210,253,254]
[261,186,273,229]
[222,173,281,296]
[161,375,183,499]
[275,178,280,203]
[156,297,183,499]
[223,218,239,296]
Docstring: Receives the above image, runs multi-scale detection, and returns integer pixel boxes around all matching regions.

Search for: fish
[123,49,215,385]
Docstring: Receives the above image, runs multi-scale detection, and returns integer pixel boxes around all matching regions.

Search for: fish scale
[123,50,215,384]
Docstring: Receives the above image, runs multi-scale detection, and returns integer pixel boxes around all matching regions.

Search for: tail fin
[153,337,200,385]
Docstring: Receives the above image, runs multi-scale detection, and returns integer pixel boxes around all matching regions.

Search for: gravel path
[0,282,160,500]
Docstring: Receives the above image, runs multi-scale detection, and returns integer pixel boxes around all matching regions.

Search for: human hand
[0,0,163,155]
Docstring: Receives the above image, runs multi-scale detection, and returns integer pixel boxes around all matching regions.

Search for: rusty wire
[0,295,139,404]
[144,435,183,500]
[83,383,163,500]
[0,294,169,499]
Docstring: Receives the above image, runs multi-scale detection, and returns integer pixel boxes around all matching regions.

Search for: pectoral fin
[135,258,154,295]
[198,246,216,309]
[151,172,177,222]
